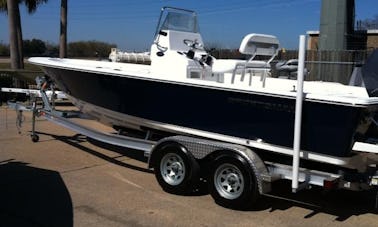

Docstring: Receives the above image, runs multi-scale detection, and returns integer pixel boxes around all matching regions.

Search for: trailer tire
[31,134,39,142]
[153,143,200,195]
[209,153,259,209]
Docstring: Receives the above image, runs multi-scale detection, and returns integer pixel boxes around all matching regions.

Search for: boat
[29,7,378,160]
[275,59,309,79]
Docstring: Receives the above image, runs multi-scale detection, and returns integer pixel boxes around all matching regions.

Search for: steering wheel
[182,39,212,66]
[183,39,203,50]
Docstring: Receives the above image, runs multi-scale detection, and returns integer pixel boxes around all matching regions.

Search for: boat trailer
[5,72,378,209]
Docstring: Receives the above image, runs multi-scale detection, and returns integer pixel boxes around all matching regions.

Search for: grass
[0,62,42,71]
[0,60,43,89]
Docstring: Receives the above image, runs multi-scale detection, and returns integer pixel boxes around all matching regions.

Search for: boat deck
[30,57,378,106]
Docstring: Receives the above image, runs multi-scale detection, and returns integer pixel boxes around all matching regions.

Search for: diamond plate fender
[149,135,271,194]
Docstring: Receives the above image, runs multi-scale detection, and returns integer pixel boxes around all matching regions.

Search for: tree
[357,15,378,30]
[45,42,59,57]
[0,42,10,56]
[5,0,21,69]
[59,0,67,58]
[23,38,46,56]
[1,0,48,69]
[68,40,116,58]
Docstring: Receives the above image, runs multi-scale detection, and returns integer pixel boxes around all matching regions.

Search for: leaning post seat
[212,33,280,86]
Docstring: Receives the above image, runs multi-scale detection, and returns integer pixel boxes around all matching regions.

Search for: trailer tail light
[368,166,378,186]
[323,177,339,189]
[370,172,378,186]
[371,177,378,186]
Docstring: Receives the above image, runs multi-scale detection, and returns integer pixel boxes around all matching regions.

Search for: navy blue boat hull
[43,67,368,157]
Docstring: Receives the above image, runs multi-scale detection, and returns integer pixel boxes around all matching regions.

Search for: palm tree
[3,0,21,69]
[22,0,48,66]
[59,0,67,58]
[2,0,48,69]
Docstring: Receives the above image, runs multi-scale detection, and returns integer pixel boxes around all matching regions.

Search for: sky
[1,0,378,51]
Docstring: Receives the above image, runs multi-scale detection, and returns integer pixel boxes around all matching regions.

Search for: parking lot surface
[0,106,377,227]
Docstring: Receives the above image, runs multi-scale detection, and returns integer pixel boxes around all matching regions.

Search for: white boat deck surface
[29,57,378,106]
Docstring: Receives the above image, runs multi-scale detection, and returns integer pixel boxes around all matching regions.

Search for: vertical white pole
[292,35,306,192]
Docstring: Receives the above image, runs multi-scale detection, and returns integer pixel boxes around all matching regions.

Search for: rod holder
[292,35,306,192]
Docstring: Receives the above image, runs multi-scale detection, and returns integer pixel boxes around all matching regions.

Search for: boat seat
[212,33,279,86]
[212,59,271,84]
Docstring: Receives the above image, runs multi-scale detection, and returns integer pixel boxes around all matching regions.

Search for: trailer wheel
[31,134,39,142]
[209,154,259,209]
[153,143,200,195]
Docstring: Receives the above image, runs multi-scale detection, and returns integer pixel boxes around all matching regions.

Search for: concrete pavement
[0,105,377,227]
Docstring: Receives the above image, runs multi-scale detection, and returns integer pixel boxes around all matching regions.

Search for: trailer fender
[207,148,271,195]
[148,140,194,169]
[148,136,271,194]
